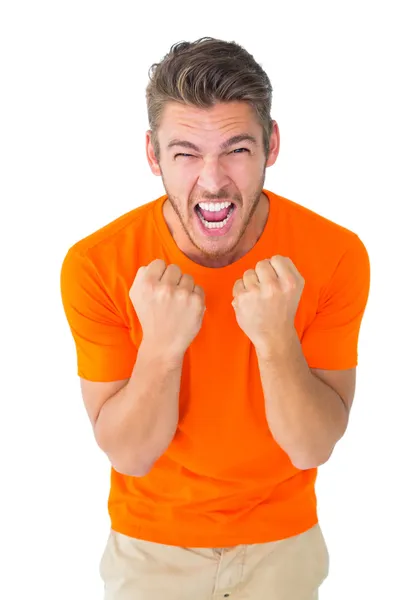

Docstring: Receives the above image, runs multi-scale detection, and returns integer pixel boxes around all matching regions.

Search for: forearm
[95,341,184,476]
[255,329,349,469]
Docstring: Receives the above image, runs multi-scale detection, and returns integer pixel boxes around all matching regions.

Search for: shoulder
[272,191,357,244]
[60,196,166,318]
[67,197,161,258]
[270,190,368,276]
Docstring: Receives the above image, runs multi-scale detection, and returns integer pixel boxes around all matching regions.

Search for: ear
[265,120,280,168]
[145,130,162,176]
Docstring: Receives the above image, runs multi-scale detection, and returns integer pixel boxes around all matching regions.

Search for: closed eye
[174,148,250,159]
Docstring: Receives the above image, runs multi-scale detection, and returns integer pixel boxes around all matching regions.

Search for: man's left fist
[232,256,305,352]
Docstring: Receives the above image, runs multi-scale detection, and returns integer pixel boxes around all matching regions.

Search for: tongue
[197,205,231,222]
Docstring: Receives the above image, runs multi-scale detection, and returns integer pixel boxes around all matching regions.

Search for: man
[60,37,370,599]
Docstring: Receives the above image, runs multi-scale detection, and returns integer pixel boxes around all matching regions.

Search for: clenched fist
[232,256,305,354]
[130,259,206,358]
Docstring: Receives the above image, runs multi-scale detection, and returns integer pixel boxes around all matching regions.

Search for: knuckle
[176,287,190,301]
[192,294,204,310]
[286,274,297,287]
[142,279,155,293]
[149,258,166,271]
[181,273,194,285]
[261,283,276,297]
[157,282,173,298]
[194,285,204,299]
[167,263,181,273]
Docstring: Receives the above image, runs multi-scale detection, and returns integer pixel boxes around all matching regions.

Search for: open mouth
[194,201,236,233]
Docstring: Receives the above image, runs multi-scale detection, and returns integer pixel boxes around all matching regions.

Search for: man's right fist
[129,259,206,358]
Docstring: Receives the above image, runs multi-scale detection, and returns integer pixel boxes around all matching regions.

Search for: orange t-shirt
[60,189,370,547]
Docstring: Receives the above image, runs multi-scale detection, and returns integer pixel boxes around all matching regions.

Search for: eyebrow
[167,133,258,152]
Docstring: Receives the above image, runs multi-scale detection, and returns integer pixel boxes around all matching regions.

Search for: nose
[197,158,231,193]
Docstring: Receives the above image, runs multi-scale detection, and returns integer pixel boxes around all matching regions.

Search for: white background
[1,1,398,598]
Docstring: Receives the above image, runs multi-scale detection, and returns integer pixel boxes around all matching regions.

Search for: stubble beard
[161,170,266,261]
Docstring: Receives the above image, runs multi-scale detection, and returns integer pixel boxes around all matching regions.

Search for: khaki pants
[99,523,329,599]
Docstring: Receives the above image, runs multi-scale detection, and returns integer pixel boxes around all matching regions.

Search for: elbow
[112,462,152,478]
[99,444,153,478]
[290,447,334,471]
[94,432,153,478]
[108,454,153,477]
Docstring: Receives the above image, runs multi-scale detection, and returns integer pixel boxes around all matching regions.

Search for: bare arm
[80,259,205,478]
[255,330,354,470]
[92,342,184,477]
[231,254,361,472]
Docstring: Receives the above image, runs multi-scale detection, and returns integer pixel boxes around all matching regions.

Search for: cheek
[161,171,189,201]
[170,163,199,190]
[225,157,262,181]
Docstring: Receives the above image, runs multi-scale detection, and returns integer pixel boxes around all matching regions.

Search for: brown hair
[146,37,274,162]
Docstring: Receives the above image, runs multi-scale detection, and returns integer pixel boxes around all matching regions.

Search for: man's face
[146,101,277,263]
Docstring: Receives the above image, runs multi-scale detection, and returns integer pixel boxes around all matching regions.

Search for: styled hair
[146,37,274,161]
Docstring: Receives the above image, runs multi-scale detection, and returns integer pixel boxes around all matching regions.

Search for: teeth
[198,206,234,229]
[198,201,232,212]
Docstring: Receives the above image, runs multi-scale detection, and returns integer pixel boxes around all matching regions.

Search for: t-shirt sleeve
[301,234,370,370]
[60,248,137,382]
